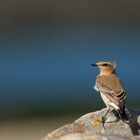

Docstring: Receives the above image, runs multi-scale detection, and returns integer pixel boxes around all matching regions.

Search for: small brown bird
[91,61,128,123]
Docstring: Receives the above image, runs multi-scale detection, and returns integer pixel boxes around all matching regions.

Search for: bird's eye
[102,63,108,66]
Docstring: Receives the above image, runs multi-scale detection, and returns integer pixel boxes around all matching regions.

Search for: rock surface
[41,108,140,140]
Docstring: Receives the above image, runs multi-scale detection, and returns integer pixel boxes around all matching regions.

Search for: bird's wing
[96,74,126,103]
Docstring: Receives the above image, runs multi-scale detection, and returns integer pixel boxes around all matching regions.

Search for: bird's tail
[118,102,129,121]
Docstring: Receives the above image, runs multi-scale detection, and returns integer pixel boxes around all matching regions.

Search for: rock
[41,108,140,140]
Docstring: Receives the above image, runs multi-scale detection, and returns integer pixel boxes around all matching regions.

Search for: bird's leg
[102,108,110,128]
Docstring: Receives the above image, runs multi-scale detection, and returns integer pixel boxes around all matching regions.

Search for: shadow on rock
[128,109,140,135]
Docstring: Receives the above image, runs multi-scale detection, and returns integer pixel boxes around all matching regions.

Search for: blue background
[0,0,140,119]
[0,31,140,118]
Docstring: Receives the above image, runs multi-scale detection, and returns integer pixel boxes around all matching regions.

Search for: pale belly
[100,93,110,107]
[100,92,119,110]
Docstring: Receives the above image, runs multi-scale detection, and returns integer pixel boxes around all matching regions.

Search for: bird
[91,61,129,124]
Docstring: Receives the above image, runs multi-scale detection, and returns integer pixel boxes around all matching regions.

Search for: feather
[96,74,126,103]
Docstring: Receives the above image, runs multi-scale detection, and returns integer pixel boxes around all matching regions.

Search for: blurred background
[1,0,140,140]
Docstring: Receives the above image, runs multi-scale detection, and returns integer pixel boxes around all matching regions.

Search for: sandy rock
[41,108,140,140]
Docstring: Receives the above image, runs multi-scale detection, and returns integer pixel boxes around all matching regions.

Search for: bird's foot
[101,113,118,128]
[105,114,118,123]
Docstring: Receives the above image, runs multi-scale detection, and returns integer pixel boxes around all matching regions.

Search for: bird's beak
[91,64,97,66]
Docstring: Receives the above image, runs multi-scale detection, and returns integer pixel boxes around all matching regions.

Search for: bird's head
[91,61,116,75]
